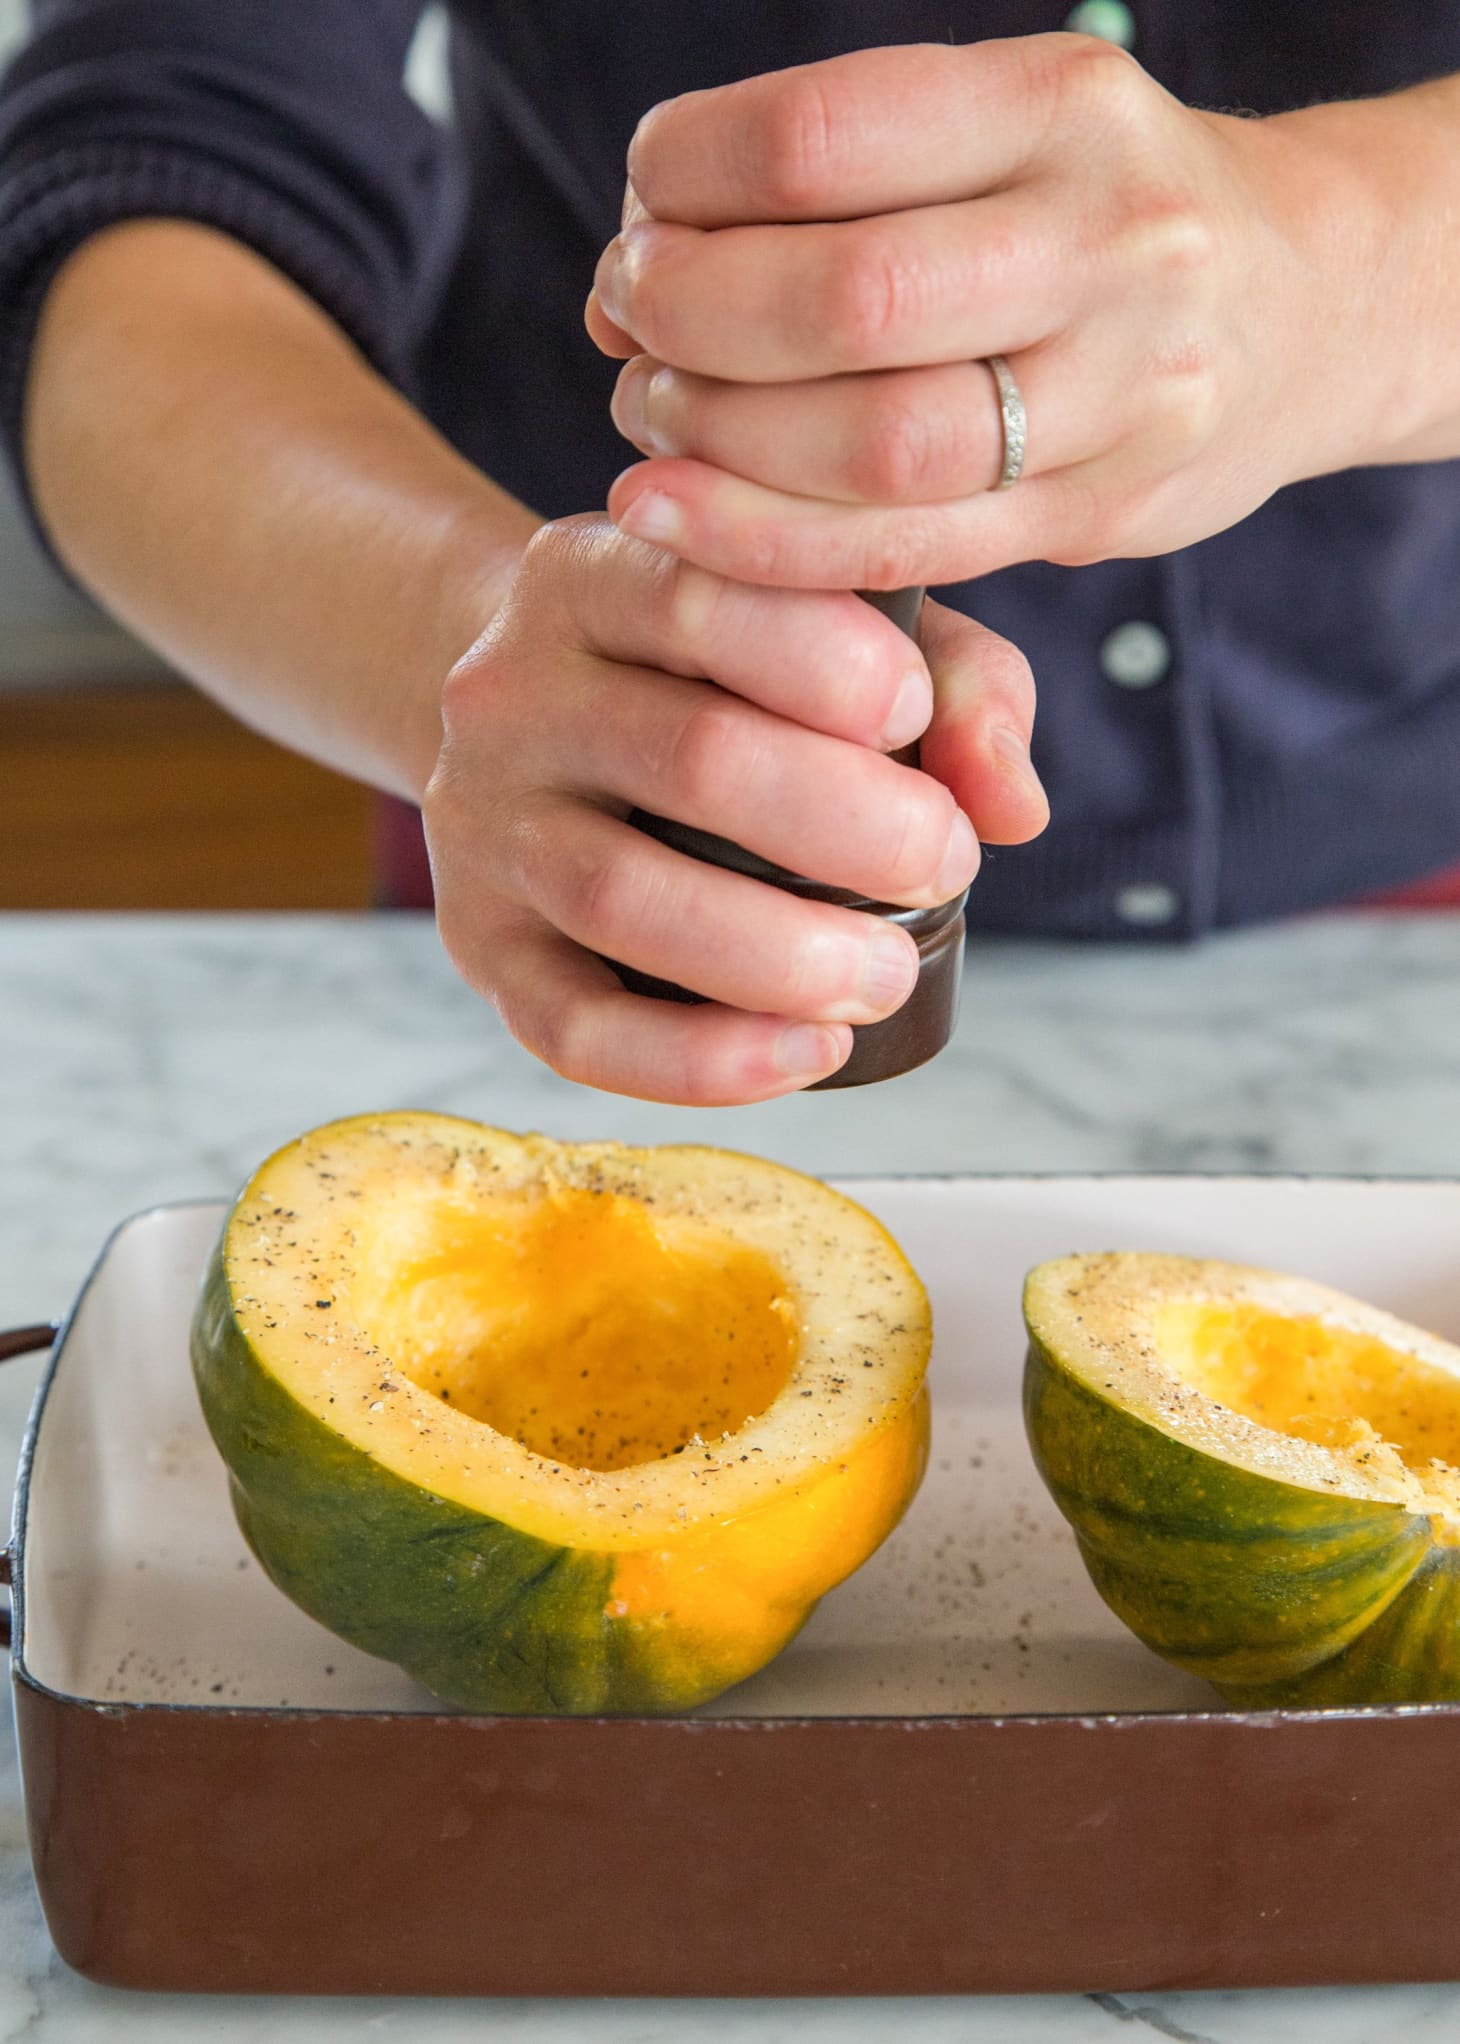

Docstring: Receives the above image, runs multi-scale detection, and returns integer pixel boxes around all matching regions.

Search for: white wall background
[0,4,450,687]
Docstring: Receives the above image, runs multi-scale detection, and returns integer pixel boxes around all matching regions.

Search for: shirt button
[1063,1,1137,48]
[1115,883,1180,928]
[1100,620,1171,690]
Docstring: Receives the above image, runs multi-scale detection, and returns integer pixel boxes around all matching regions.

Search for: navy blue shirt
[3,2,1460,937]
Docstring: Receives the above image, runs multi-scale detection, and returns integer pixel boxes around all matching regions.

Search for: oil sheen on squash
[1024,1253,1460,1708]
[192,1113,932,1715]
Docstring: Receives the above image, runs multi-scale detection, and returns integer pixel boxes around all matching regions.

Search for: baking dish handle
[0,1323,60,1649]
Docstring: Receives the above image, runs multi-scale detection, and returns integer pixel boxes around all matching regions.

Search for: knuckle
[557,838,638,945]
[518,515,574,579]
[1006,36,1074,132]
[736,518,810,586]
[840,620,908,734]
[418,756,456,841]
[1121,181,1221,281]
[1052,33,1146,124]
[648,553,726,650]
[774,917,850,1014]
[525,995,598,1086]
[518,518,560,572]
[853,518,928,592]
[437,620,520,744]
[1152,344,1221,452]
[977,635,1039,726]
[853,388,941,504]
[1157,203,1219,280]
[666,700,746,812]
[820,234,918,363]
[755,72,844,214]
[552,827,681,962]
[437,638,493,728]
[515,514,598,613]
[1153,330,1215,383]
[882,779,957,896]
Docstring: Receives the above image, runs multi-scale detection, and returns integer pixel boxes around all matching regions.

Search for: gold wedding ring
[986,354,1027,490]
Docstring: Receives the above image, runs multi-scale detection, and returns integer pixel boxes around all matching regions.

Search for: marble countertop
[4,909,1460,2043]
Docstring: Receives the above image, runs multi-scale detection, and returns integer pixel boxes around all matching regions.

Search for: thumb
[916,598,1049,847]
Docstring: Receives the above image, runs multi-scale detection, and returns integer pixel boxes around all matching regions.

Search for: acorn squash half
[1024,1252,1460,1707]
[191,1113,930,1714]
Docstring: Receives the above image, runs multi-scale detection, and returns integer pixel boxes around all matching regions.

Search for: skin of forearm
[25,219,541,801]
[1258,72,1460,473]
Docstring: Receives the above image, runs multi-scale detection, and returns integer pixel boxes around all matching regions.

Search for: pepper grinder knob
[615,586,968,1087]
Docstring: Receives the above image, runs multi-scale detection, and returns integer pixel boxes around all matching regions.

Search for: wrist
[1244,87,1460,475]
[402,497,539,802]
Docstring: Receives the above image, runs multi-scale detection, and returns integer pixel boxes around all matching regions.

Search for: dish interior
[19,1176,1460,1716]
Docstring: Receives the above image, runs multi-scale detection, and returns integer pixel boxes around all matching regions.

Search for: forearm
[25,220,541,801]
[1258,72,1460,473]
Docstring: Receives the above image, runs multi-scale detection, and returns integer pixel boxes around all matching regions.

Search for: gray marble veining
[2,908,1459,2042]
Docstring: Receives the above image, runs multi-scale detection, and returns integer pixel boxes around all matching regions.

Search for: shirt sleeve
[0,0,463,553]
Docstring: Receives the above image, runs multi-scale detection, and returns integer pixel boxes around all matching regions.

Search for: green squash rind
[1023,1325,1443,1696]
[191,1228,746,1715]
[1219,1549,1460,1708]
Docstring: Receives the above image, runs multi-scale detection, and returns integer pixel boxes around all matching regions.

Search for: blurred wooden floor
[0,683,374,909]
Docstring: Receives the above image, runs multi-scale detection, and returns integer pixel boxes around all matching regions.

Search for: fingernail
[860,930,919,1011]
[991,723,1047,803]
[775,1023,846,1079]
[616,488,684,545]
[641,365,678,454]
[599,223,669,330]
[935,807,980,899]
[879,666,934,751]
[613,363,649,446]
[614,363,675,456]
[596,241,629,328]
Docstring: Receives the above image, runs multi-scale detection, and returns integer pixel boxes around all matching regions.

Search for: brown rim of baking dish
[10,1183,1460,1998]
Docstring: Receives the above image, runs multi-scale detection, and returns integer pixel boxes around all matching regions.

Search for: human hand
[586,35,1381,587]
[422,517,1045,1104]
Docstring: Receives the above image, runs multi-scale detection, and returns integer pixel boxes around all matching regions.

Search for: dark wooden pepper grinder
[614,586,969,1087]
